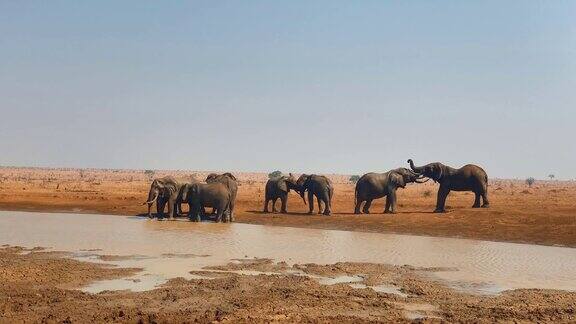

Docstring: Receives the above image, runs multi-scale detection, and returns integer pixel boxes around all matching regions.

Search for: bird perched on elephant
[407,159,489,213]
[143,176,183,220]
[263,173,304,213]
[297,174,334,216]
[181,182,232,223]
[354,168,427,214]
[205,173,238,221]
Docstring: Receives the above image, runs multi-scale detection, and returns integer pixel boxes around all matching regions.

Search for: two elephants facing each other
[263,173,303,213]
[263,173,333,215]
[354,168,428,214]
[407,159,489,213]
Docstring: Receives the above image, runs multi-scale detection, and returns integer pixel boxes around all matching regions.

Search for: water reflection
[1,210,575,293]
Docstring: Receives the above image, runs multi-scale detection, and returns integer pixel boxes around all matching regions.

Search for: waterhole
[1,211,575,294]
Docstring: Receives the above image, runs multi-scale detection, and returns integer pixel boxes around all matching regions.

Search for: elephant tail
[354,186,357,208]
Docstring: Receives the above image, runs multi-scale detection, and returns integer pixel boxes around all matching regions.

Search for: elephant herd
[145,160,489,221]
[144,173,237,222]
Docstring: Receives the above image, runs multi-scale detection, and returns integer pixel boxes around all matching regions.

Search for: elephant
[296,174,333,216]
[205,173,238,221]
[181,182,232,222]
[263,173,304,213]
[354,168,427,214]
[143,176,183,220]
[408,159,489,213]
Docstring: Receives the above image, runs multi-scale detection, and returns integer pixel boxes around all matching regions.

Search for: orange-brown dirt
[0,167,574,247]
[1,246,575,323]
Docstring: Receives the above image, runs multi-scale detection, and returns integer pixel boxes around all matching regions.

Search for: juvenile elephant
[354,168,426,214]
[297,174,333,216]
[206,173,238,221]
[181,182,231,222]
[408,159,489,213]
[143,176,182,220]
[263,173,304,213]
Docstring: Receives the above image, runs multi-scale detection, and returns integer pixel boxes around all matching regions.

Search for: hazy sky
[1,1,575,179]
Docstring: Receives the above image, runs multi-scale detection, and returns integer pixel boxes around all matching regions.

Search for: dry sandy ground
[1,246,575,323]
[0,167,574,247]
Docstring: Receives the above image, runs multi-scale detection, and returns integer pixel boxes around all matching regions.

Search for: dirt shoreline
[1,246,575,323]
[0,167,575,247]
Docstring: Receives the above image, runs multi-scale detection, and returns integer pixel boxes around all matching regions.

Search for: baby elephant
[181,182,231,222]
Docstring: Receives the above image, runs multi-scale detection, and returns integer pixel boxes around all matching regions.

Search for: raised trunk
[407,159,424,173]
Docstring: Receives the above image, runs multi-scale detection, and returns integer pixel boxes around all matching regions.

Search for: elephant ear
[222,173,237,181]
[277,178,289,193]
[432,164,444,182]
[390,172,406,189]
[155,180,165,189]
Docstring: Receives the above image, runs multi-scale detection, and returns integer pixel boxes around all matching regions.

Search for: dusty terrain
[0,167,574,247]
[1,246,574,323]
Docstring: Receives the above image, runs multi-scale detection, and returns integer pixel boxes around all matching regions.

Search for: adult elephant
[263,173,304,213]
[408,159,489,213]
[354,168,426,214]
[297,174,333,216]
[206,173,238,221]
[181,182,231,223]
[143,176,182,220]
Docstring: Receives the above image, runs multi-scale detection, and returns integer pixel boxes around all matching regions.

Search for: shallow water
[1,211,575,294]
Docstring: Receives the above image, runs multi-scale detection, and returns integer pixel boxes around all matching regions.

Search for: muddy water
[1,211,575,294]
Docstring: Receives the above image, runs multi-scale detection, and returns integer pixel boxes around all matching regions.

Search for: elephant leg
[481,191,490,208]
[384,197,391,213]
[472,192,481,208]
[435,186,450,213]
[167,197,176,220]
[147,203,153,218]
[272,198,278,213]
[385,191,397,214]
[229,198,235,222]
[263,198,270,213]
[317,196,323,214]
[280,193,288,213]
[354,199,363,214]
[322,190,331,216]
[215,208,224,223]
[307,191,314,214]
[362,199,372,214]
[157,199,167,219]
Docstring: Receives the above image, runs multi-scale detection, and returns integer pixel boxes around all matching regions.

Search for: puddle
[1,211,576,294]
[349,283,409,298]
[396,302,440,320]
[317,275,364,285]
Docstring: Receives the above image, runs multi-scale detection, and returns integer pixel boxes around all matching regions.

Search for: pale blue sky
[1,1,575,179]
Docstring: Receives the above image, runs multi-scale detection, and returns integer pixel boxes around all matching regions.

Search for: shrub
[144,170,155,181]
[349,175,360,184]
[526,177,535,187]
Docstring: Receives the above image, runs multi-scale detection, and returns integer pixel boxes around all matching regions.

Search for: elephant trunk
[300,190,307,205]
[181,186,188,201]
[407,159,424,173]
[144,191,158,205]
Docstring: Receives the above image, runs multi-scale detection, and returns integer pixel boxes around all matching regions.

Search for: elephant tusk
[143,195,158,205]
